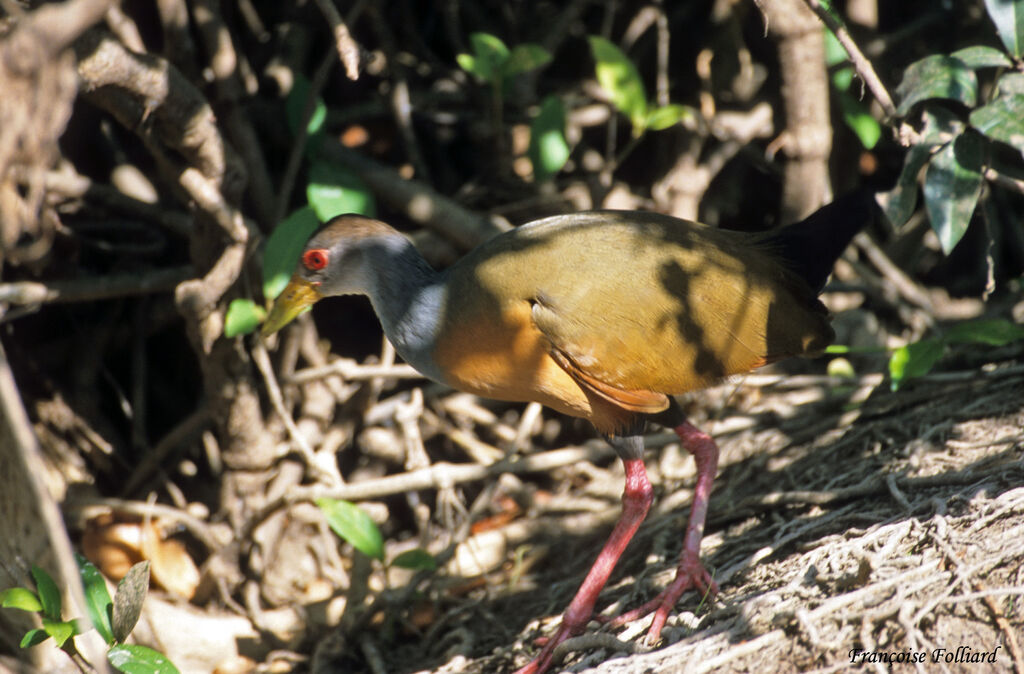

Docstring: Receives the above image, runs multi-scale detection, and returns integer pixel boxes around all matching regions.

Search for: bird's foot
[606,554,718,644]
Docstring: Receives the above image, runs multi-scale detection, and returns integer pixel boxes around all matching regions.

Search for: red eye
[302,248,328,270]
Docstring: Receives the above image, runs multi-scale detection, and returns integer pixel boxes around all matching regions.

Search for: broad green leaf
[112,562,149,644]
[285,74,327,138]
[950,45,1013,69]
[889,339,945,390]
[920,106,966,145]
[30,566,61,622]
[0,587,42,612]
[645,104,690,131]
[923,133,984,253]
[837,90,881,149]
[42,618,74,648]
[588,36,648,134]
[896,55,977,115]
[944,318,1024,345]
[306,161,376,222]
[528,95,570,181]
[392,549,438,571]
[824,29,849,68]
[969,94,1024,149]
[108,644,181,674]
[224,299,266,338]
[20,628,49,648]
[502,44,551,78]
[263,206,321,300]
[997,72,1024,95]
[984,0,1024,58]
[465,32,510,83]
[317,498,384,561]
[76,554,114,645]
[883,144,933,227]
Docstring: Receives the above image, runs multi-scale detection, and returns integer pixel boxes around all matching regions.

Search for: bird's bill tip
[261,276,322,336]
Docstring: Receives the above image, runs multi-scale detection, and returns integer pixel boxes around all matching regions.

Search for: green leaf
[837,90,881,149]
[944,318,1024,346]
[263,206,321,301]
[950,45,1013,69]
[824,29,849,68]
[997,72,1024,95]
[20,628,49,648]
[285,74,327,138]
[306,161,376,222]
[645,104,691,131]
[316,498,384,561]
[588,36,648,134]
[108,644,181,674]
[42,618,75,648]
[528,95,570,182]
[1,587,43,612]
[76,554,114,645]
[896,55,977,115]
[833,66,855,92]
[392,549,438,571]
[923,133,984,253]
[224,299,266,338]
[969,94,1024,149]
[984,0,1024,58]
[31,566,61,622]
[889,339,945,390]
[919,106,966,145]
[883,144,933,227]
[111,561,149,644]
[502,44,551,78]
[462,32,510,83]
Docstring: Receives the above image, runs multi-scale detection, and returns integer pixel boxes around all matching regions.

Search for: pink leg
[514,458,653,674]
[607,421,719,641]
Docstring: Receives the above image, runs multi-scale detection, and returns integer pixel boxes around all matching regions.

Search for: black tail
[760,191,879,294]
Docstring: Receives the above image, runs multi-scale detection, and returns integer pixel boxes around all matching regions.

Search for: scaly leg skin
[514,458,653,674]
[607,421,720,641]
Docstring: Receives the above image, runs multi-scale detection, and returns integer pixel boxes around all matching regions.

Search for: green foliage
[1,560,178,671]
[262,206,321,301]
[77,554,114,645]
[825,30,881,149]
[392,549,438,571]
[587,36,693,138]
[108,644,181,674]
[285,74,327,138]
[457,33,551,87]
[307,161,376,221]
[224,299,266,338]
[528,95,570,181]
[317,498,385,561]
[886,0,1024,255]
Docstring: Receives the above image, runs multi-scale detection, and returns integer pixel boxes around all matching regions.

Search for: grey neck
[360,237,448,383]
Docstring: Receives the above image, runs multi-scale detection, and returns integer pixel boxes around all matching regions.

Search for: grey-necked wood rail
[261,193,876,673]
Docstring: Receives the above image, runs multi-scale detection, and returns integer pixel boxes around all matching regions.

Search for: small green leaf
[20,628,49,648]
[1,587,43,612]
[944,318,1024,346]
[285,74,327,138]
[883,144,933,227]
[42,618,75,648]
[588,36,648,134]
[827,357,856,379]
[528,95,570,181]
[317,498,384,561]
[923,133,984,253]
[645,104,690,131]
[224,299,266,338]
[306,161,376,222]
[456,53,481,78]
[889,339,945,390]
[463,32,510,83]
[263,206,321,301]
[997,72,1024,95]
[502,44,551,78]
[896,55,977,115]
[30,566,61,622]
[111,561,150,644]
[108,643,181,674]
[76,554,114,644]
[837,90,881,149]
[392,549,438,571]
[969,94,1024,149]
[950,45,1013,69]
[984,0,1024,58]
[824,29,850,68]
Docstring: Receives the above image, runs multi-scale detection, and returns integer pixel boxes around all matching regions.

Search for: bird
[261,193,876,673]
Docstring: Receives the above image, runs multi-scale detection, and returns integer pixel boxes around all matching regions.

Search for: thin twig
[314,0,361,80]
